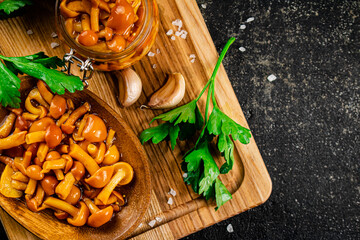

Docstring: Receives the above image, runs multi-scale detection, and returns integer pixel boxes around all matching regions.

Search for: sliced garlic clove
[147,73,186,109]
[116,68,142,108]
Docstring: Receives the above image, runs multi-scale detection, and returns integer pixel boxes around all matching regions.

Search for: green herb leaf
[0,54,83,95]
[0,0,32,15]
[0,61,21,108]
[214,178,232,211]
[140,122,180,150]
[151,100,204,127]
[207,106,251,144]
[218,133,234,174]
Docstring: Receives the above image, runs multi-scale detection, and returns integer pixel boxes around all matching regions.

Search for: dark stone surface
[0,1,359,240]
[181,0,359,239]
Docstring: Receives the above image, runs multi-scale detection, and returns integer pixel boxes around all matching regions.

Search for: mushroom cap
[87,206,113,228]
[71,161,86,181]
[84,166,114,188]
[67,201,89,227]
[82,115,107,142]
[112,162,134,185]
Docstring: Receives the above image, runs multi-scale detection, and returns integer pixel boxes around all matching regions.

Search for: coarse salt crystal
[50,42,60,49]
[246,17,255,23]
[183,173,188,178]
[190,58,196,63]
[155,217,162,222]
[239,47,246,52]
[152,64,157,69]
[171,36,176,41]
[201,3,207,9]
[180,34,187,39]
[189,54,196,59]
[138,223,143,228]
[167,197,173,205]
[26,29,33,35]
[51,32,58,38]
[148,51,155,57]
[267,74,277,82]
[156,49,160,54]
[172,19,183,31]
[227,224,234,233]
[175,31,181,37]
[148,220,156,227]
[166,29,173,36]
[240,24,246,30]
[168,188,176,196]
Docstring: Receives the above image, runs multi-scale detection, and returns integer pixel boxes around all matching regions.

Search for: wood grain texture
[0,0,272,239]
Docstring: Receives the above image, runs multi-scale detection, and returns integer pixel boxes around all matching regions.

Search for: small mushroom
[83,198,113,228]
[50,95,67,119]
[55,172,76,200]
[26,165,44,180]
[102,145,120,165]
[82,114,107,142]
[37,80,53,104]
[41,175,59,195]
[84,165,114,188]
[45,124,63,149]
[65,185,81,205]
[95,162,134,205]
[71,161,86,181]
[0,164,23,198]
[0,113,16,138]
[43,197,89,227]
[29,117,55,133]
[25,184,46,212]
[61,102,90,134]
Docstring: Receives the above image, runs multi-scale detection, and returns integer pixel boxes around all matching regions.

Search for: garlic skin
[147,73,186,109]
[116,68,142,107]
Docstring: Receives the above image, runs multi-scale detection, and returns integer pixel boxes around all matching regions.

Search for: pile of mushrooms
[0,80,134,227]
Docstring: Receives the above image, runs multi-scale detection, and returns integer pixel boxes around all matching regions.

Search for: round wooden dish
[0,77,151,240]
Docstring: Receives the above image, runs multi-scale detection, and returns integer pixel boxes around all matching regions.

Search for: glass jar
[55,0,159,71]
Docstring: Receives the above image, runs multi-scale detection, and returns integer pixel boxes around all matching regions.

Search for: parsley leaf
[140,122,180,150]
[0,61,21,108]
[217,132,235,174]
[0,0,32,15]
[214,178,232,211]
[207,106,252,144]
[0,54,83,95]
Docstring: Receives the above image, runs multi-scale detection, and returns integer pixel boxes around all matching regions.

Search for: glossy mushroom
[43,197,89,227]
[84,198,113,227]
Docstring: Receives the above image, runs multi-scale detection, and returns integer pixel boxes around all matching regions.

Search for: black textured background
[1,0,359,239]
[181,0,359,239]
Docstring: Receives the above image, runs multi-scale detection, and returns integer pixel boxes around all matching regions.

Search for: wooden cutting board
[0,0,272,239]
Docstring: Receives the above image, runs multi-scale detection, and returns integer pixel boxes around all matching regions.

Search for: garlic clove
[147,73,186,109]
[116,68,142,108]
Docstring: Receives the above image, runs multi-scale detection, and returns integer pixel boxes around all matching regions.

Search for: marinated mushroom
[43,197,89,227]
[84,198,113,227]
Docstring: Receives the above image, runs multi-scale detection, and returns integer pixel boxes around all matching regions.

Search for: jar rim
[55,0,154,60]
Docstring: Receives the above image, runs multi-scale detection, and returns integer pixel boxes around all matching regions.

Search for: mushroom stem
[44,197,79,216]
[69,143,99,175]
[96,169,125,204]
[61,102,90,134]
[41,158,66,173]
[84,197,100,214]
[55,172,76,200]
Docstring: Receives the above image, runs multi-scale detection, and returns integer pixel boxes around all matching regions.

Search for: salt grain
[51,32,58,38]
[171,36,176,41]
[267,74,277,82]
[175,31,181,37]
[239,47,246,52]
[148,220,156,228]
[148,51,155,57]
[172,19,183,31]
[156,48,160,54]
[180,34,187,39]
[226,224,234,233]
[246,17,255,23]
[190,58,196,63]
[183,173,188,178]
[168,188,177,196]
[201,3,207,9]
[155,217,162,222]
[167,197,173,205]
[240,24,246,30]
[138,223,143,228]
[26,29,33,35]
[152,64,157,69]
[189,54,196,59]
[50,42,60,49]
[166,29,173,36]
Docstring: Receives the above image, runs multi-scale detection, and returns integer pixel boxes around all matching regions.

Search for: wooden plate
[0,77,151,240]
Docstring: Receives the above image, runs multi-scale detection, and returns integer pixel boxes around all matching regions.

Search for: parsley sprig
[0,52,84,108]
[0,0,32,16]
[140,38,252,210]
